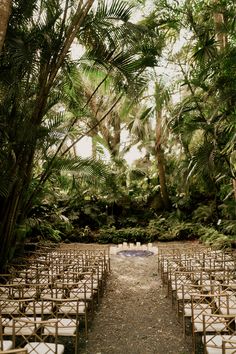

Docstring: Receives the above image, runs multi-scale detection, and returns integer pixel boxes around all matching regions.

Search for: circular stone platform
[117,250,154,257]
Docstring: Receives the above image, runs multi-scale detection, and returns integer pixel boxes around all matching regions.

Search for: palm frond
[96,0,134,22]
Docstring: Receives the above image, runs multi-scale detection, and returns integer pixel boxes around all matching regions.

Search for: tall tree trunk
[0,0,12,52]
[155,108,171,210]
[213,0,227,51]
[110,112,121,158]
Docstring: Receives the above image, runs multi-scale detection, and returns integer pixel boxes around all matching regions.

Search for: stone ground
[77,242,193,354]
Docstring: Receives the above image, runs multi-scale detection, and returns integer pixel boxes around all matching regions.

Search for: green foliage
[218,219,236,236]
[64,226,94,243]
[97,226,155,244]
[198,226,232,250]
[30,220,62,243]
[156,221,199,242]
[96,215,200,244]
[192,202,217,224]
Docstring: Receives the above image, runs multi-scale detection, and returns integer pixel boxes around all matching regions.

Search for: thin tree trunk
[111,112,121,158]
[155,109,171,210]
[91,135,97,159]
[213,0,227,51]
[0,0,12,52]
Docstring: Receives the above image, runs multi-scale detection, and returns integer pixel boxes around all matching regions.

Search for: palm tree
[168,0,236,217]
[0,0,146,270]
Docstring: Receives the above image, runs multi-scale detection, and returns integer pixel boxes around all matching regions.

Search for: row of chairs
[158,243,236,353]
[0,243,110,353]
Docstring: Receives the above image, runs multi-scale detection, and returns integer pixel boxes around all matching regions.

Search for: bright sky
[76,136,145,165]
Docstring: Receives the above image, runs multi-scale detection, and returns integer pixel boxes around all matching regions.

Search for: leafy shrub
[148,217,170,231]
[26,219,62,243]
[96,218,200,244]
[116,216,139,228]
[198,226,232,249]
[219,219,236,235]
[97,226,155,244]
[158,221,199,241]
[192,203,216,223]
[147,215,199,242]
[65,226,94,243]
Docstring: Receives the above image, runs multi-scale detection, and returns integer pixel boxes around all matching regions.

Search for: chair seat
[59,301,86,314]
[40,290,63,299]
[194,315,226,332]
[21,289,37,298]
[1,340,13,351]
[4,317,42,335]
[203,335,236,354]
[70,290,92,300]
[184,303,209,317]
[25,301,52,315]
[176,289,200,300]
[43,318,77,336]
[24,342,64,354]
[220,306,236,315]
[0,301,19,314]
[1,317,11,326]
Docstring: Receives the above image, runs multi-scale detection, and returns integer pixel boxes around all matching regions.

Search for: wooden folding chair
[216,292,236,316]
[68,277,94,313]
[191,293,225,353]
[222,339,236,353]
[12,318,65,354]
[39,297,80,353]
[181,283,207,334]
[174,271,198,315]
[202,314,236,354]
[1,299,42,337]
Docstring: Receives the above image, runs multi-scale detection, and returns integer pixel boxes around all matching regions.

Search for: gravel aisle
[82,249,193,354]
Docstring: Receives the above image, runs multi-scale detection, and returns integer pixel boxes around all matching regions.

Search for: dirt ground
[78,243,193,354]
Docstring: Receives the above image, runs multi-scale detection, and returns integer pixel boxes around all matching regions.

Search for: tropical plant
[0,0,158,270]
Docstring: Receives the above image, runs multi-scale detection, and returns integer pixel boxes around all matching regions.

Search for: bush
[218,219,236,235]
[96,218,200,244]
[148,216,199,242]
[28,220,62,243]
[65,226,94,243]
[192,203,216,224]
[96,226,155,244]
[198,226,232,249]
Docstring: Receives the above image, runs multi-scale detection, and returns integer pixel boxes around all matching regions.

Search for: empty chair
[191,293,225,353]
[12,318,64,354]
[222,339,236,353]
[216,293,236,316]
[39,297,80,353]
[182,284,206,334]
[202,314,236,354]
[0,299,24,316]
[1,298,42,337]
